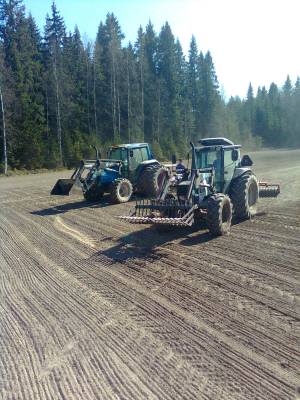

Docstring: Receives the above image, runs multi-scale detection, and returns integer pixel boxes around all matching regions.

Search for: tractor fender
[136,159,161,177]
[140,159,161,167]
[232,167,253,180]
[226,167,255,194]
[225,167,254,195]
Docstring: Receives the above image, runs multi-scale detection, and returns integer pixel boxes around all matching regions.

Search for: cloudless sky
[23,0,300,99]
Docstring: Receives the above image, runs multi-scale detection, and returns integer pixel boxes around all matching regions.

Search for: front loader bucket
[119,199,195,227]
[259,182,280,198]
[51,179,77,196]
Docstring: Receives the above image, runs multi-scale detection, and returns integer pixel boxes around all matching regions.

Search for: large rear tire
[110,178,133,204]
[139,166,168,197]
[230,173,259,220]
[206,194,232,236]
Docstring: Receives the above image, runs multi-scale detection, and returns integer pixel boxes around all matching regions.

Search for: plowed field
[1,149,300,400]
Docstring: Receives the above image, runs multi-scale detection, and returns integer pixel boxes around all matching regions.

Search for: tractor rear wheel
[230,173,259,220]
[206,194,232,236]
[110,178,133,204]
[139,166,168,197]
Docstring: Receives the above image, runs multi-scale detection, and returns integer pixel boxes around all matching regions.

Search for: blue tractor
[51,143,168,204]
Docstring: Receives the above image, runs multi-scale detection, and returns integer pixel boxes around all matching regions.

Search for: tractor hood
[99,167,120,184]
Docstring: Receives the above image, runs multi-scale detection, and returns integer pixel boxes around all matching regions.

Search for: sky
[23,0,300,99]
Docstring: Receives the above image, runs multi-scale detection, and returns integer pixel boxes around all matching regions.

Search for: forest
[0,0,299,172]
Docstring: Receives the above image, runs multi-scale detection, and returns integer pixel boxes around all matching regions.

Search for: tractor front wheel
[83,184,103,202]
[206,194,232,236]
[110,178,133,204]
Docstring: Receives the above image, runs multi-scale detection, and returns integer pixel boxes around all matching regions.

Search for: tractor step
[259,182,280,197]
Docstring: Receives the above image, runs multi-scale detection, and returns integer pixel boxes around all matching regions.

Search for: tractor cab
[108,143,155,181]
[196,138,241,193]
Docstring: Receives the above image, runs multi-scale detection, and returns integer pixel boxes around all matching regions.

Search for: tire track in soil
[0,219,168,398]
[1,152,300,400]
[8,197,300,378]
[0,213,223,400]
[2,205,298,398]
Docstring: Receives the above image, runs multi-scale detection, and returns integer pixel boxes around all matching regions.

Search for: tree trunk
[93,60,98,137]
[45,86,50,157]
[111,73,115,141]
[86,54,91,135]
[112,50,117,141]
[157,80,160,143]
[117,78,120,139]
[0,84,7,174]
[53,59,62,164]
[126,50,130,142]
[140,54,144,141]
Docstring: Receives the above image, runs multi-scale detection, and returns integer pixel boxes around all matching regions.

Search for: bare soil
[1,149,300,400]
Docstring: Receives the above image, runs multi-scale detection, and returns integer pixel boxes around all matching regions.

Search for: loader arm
[51,160,93,196]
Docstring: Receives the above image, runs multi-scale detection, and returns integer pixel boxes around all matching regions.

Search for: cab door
[223,149,238,192]
[127,148,142,180]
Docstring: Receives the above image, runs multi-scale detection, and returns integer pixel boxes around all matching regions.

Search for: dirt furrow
[0,208,296,398]
[1,150,300,399]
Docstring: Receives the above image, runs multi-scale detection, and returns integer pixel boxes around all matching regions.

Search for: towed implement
[120,138,280,236]
[51,143,168,204]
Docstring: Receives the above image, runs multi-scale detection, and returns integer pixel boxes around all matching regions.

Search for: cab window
[140,146,149,161]
[109,148,127,161]
[224,150,236,170]
[129,148,143,170]
[196,149,218,168]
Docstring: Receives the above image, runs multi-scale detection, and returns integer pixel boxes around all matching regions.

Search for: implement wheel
[230,173,259,220]
[110,178,133,204]
[206,194,232,236]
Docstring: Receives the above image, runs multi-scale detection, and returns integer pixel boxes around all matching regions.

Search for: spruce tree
[0,0,45,168]
[156,22,182,156]
[245,82,255,134]
[266,82,281,145]
[186,35,198,139]
[198,51,220,136]
[144,21,158,144]
[43,1,65,165]
[283,75,292,94]
[94,13,124,143]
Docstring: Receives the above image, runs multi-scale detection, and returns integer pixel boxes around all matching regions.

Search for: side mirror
[129,150,133,157]
[240,154,253,167]
[171,154,176,164]
[231,149,239,162]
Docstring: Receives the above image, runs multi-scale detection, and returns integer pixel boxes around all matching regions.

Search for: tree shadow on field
[31,197,112,216]
[89,221,213,265]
